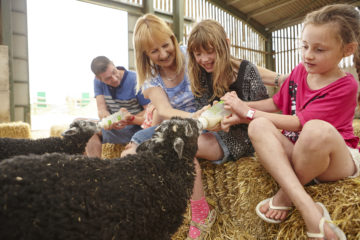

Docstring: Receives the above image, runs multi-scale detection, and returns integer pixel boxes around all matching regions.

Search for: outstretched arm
[221,91,301,132]
[144,87,205,121]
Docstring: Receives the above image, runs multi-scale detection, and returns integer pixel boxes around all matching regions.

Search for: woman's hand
[191,104,211,119]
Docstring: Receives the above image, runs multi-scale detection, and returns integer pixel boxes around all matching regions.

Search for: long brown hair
[133,14,184,91]
[187,19,237,100]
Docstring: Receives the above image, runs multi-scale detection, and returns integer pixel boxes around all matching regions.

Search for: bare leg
[85,133,102,158]
[249,118,355,239]
[196,132,224,161]
[191,158,206,200]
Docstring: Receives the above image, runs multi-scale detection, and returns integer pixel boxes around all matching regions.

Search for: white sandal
[255,197,292,224]
[306,202,346,240]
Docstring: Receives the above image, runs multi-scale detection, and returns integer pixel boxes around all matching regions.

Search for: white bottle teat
[198,117,209,129]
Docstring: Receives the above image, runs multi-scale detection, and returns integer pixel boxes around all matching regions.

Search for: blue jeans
[130,126,157,145]
[102,125,142,144]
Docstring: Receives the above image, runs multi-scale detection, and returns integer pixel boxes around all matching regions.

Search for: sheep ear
[184,123,193,137]
[173,137,184,159]
[62,127,78,137]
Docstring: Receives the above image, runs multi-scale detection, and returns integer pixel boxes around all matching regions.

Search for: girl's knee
[248,117,272,138]
[301,120,335,146]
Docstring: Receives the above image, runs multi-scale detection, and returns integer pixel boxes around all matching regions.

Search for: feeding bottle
[99,110,126,129]
[198,101,231,129]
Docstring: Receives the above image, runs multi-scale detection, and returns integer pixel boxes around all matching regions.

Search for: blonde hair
[303,4,360,80]
[133,14,184,91]
[187,19,237,100]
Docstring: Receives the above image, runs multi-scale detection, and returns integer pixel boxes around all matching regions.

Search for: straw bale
[0,121,31,139]
[101,143,126,159]
[50,124,69,137]
[171,157,360,240]
[353,119,360,139]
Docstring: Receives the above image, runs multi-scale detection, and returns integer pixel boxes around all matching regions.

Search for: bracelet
[246,108,256,120]
[274,73,281,87]
[129,115,135,122]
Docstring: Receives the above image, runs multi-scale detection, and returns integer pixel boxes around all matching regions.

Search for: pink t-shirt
[273,63,359,148]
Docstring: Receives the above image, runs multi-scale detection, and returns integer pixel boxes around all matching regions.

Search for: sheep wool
[0,117,201,240]
[0,120,100,161]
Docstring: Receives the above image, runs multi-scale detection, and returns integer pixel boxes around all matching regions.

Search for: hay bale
[50,124,69,137]
[0,121,31,139]
[353,119,360,139]
[171,157,360,240]
[101,143,125,159]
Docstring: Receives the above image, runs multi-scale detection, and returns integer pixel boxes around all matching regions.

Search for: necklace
[162,69,179,82]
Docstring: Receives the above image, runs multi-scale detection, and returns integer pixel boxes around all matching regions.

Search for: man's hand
[98,110,110,120]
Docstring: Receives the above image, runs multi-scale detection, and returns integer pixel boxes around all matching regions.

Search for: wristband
[274,73,281,87]
[129,115,135,122]
[246,108,256,120]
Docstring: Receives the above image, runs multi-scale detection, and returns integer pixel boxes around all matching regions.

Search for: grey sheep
[0,120,100,160]
[0,117,201,240]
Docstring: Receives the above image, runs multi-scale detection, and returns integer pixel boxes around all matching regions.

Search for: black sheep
[0,117,201,240]
[0,120,100,160]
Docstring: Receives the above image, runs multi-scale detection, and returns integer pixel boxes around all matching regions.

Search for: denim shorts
[130,127,231,163]
[102,125,142,144]
[208,131,231,164]
[131,126,157,145]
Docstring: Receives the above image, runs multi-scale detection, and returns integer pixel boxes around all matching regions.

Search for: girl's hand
[221,91,249,118]
[221,113,243,132]
[207,122,222,132]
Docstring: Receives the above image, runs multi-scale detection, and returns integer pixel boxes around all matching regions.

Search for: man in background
[86,56,149,157]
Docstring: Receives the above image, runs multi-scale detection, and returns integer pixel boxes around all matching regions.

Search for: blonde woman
[122,14,216,240]
[124,15,286,239]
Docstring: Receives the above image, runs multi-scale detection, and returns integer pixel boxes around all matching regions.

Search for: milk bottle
[198,101,231,129]
[99,110,126,129]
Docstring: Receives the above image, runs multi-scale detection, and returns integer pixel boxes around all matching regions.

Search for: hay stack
[50,124,69,137]
[171,157,360,240]
[0,121,31,139]
[99,142,360,239]
[101,143,125,159]
[353,118,360,139]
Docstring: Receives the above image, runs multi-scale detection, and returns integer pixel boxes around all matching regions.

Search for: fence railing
[119,0,355,73]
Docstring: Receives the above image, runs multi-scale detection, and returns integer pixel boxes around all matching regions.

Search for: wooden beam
[143,0,154,13]
[173,0,184,42]
[248,0,298,18]
[207,0,267,38]
[265,0,360,32]
[77,0,193,24]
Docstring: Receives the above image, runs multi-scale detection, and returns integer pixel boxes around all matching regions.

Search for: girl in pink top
[221,4,360,240]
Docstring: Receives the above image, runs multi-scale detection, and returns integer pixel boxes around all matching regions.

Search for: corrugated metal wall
[1,0,30,123]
